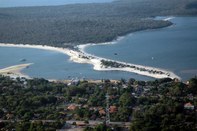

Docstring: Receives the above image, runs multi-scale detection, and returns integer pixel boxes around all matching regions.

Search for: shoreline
[0,63,33,79]
[0,16,180,80]
[77,44,180,80]
[0,43,180,80]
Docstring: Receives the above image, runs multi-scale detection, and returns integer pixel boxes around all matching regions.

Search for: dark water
[85,17,197,81]
[0,0,114,8]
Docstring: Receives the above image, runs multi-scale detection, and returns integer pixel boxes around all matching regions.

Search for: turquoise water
[0,0,114,7]
[85,17,197,81]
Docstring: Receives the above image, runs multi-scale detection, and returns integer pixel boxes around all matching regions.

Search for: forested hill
[0,0,197,47]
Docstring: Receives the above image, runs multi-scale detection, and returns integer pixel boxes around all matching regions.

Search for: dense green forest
[0,76,196,130]
[0,0,197,47]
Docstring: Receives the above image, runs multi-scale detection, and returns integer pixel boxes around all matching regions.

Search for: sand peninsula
[0,63,33,78]
[0,43,180,80]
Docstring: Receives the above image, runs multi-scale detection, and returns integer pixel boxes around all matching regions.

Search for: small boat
[114,53,118,55]
[20,59,27,62]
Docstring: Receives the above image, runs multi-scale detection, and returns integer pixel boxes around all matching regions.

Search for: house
[89,107,98,111]
[67,104,78,111]
[76,121,87,126]
[184,102,195,110]
[99,109,106,115]
[82,104,88,108]
[68,79,80,86]
[6,113,14,119]
[186,81,190,85]
[174,78,180,83]
[109,106,118,113]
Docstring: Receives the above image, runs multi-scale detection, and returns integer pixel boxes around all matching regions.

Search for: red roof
[99,109,106,115]
[184,102,194,107]
[67,104,78,110]
[110,106,118,113]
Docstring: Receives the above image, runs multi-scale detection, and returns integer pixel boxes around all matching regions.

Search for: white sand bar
[0,63,33,78]
[0,43,181,80]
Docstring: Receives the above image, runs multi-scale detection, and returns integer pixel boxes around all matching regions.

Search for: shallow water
[0,46,153,80]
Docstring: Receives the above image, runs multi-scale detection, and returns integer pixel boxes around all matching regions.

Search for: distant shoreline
[0,0,115,8]
[0,43,180,80]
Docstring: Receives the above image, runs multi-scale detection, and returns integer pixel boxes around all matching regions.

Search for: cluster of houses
[67,104,118,115]
[184,102,195,110]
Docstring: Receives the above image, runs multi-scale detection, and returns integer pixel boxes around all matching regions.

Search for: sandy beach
[0,43,180,80]
[0,63,33,78]
[77,43,180,80]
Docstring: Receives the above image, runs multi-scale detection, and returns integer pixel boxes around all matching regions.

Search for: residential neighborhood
[0,76,196,130]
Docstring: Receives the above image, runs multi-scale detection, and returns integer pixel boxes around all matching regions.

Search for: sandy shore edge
[0,63,33,78]
[0,43,180,80]
[77,43,180,80]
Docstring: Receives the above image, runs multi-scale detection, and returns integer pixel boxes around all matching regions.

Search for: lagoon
[0,46,153,80]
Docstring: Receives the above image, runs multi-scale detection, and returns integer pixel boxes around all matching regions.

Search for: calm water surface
[0,17,196,81]
[85,17,197,81]
[0,0,114,7]
[0,47,153,80]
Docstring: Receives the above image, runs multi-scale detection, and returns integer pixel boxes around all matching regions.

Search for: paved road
[66,120,130,127]
[0,119,130,127]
